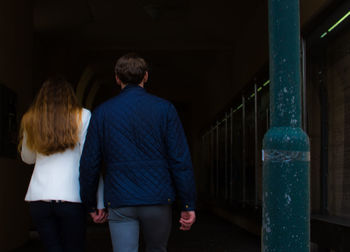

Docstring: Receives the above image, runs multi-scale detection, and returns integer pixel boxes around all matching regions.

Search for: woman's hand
[90,209,108,223]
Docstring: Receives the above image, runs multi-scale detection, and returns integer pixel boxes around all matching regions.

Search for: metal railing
[201,80,270,208]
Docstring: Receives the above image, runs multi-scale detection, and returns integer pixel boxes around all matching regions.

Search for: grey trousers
[108,205,172,252]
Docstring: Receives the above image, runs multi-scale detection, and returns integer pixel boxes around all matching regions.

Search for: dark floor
[12,210,260,252]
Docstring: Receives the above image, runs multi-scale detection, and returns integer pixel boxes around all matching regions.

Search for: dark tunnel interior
[2,0,350,251]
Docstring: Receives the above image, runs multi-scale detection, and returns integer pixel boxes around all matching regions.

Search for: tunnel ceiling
[33,0,265,107]
[34,0,263,50]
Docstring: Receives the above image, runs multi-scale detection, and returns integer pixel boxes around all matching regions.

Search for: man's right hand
[179,210,196,231]
[90,209,108,223]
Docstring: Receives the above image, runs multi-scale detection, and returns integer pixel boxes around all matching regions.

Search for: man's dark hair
[114,53,149,85]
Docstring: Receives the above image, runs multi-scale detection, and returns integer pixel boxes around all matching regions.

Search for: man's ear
[143,71,149,83]
[115,75,122,86]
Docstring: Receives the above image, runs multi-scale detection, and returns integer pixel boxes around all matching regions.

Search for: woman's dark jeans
[29,201,86,252]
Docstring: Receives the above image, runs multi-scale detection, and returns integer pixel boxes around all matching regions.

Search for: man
[79,53,196,252]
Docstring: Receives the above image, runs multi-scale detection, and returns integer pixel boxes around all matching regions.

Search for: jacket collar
[121,84,145,93]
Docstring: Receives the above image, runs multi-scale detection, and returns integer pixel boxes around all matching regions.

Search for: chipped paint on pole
[262,0,310,251]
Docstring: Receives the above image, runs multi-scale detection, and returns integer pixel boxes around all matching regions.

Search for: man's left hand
[179,210,196,231]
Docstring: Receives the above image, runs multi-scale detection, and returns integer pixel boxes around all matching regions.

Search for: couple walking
[19,53,196,252]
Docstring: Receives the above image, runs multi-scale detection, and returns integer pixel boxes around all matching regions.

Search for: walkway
[13,210,260,252]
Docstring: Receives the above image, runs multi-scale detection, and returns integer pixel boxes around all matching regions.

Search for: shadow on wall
[0,1,34,251]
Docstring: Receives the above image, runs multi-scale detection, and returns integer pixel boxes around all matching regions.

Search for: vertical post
[242,95,246,205]
[225,114,228,201]
[216,122,219,198]
[230,108,234,202]
[263,0,310,251]
[301,38,307,131]
[266,108,269,130]
[254,84,259,208]
[201,135,204,196]
[319,70,328,215]
[210,128,214,196]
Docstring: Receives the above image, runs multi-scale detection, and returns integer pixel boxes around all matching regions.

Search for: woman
[19,77,105,252]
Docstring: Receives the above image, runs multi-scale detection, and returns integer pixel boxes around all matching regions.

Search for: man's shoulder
[144,92,172,108]
[91,92,173,115]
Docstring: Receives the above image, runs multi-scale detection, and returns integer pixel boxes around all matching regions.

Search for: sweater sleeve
[96,175,104,209]
[79,109,92,154]
[165,103,196,211]
[79,108,103,212]
[21,132,36,165]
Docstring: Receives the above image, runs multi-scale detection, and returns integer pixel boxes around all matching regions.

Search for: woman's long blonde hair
[19,77,82,155]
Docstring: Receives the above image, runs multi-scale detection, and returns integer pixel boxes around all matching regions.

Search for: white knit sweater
[22,108,104,208]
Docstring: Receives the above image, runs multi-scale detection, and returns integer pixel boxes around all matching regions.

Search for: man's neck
[121,83,144,90]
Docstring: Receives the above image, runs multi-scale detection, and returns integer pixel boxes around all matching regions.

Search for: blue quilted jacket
[79,84,196,212]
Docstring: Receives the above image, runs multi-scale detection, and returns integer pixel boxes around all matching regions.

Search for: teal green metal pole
[262,0,310,251]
